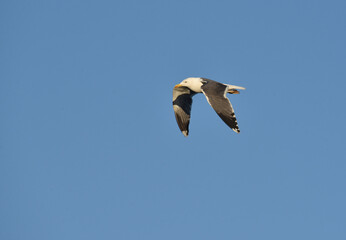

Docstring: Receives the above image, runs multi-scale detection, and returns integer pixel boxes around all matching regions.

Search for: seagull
[173,77,245,136]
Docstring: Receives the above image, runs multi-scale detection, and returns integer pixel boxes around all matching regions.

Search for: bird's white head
[174,77,204,93]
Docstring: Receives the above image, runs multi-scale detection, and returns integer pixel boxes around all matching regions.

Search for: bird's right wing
[201,81,240,133]
[173,86,196,136]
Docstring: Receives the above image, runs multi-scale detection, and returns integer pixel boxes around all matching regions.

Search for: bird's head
[174,77,204,93]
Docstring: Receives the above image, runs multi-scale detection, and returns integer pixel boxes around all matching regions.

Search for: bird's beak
[174,84,182,88]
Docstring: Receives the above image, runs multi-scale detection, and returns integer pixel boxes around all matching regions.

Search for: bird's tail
[227,85,246,94]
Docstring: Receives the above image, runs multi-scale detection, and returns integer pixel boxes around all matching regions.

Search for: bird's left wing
[173,86,196,136]
[201,81,240,133]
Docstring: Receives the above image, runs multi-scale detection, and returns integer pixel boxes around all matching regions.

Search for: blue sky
[1,0,346,239]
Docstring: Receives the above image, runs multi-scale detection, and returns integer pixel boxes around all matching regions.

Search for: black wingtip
[232,128,240,133]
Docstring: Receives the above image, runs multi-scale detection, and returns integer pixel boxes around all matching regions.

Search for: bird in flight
[173,77,245,136]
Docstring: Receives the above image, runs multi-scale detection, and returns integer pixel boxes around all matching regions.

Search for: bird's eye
[184,81,187,83]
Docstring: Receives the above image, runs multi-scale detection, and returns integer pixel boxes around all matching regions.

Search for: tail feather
[227,84,245,94]
[227,84,246,90]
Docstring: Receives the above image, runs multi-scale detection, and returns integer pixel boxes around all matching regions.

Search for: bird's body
[173,77,245,136]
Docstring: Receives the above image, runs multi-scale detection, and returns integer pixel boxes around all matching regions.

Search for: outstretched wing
[201,80,240,133]
[173,86,196,136]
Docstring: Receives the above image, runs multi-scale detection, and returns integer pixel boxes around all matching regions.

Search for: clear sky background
[1,0,346,239]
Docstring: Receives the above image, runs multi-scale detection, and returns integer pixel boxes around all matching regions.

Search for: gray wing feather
[173,87,196,136]
[201,80,240,133]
